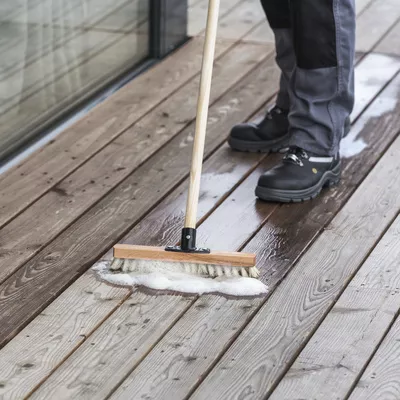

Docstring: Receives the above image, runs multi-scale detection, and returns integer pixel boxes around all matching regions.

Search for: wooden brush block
[113,244,256,267]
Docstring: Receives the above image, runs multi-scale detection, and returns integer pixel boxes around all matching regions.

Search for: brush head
[110,257,260,278]
[111,244,259,278]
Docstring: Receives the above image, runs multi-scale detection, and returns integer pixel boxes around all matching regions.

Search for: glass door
[0,0,188,162]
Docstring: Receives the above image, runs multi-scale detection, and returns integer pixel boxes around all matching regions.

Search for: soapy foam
[93,261,268,297]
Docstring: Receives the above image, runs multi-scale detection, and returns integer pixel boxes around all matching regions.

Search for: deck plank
[0,42,271,284]
[189,131,400,400]
[99,71,400,400]
[190,0,266,40]
[356,0,400,53]
[0,142,267,399]
[0,49,392,285]
[351,53,400,119]
[348,315,400,400]
[3,44,399,400]
[53,59,400,400]
[28,158,280,400]
[0,53,281,350]
[375,19,400,56]
[269,215,400,400]
[0,37,228,228]
[0,274,129,400]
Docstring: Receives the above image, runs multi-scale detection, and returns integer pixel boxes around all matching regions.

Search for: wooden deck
[0,0,400,398]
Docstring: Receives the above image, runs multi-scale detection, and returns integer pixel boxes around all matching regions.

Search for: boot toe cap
[230,123,260,142]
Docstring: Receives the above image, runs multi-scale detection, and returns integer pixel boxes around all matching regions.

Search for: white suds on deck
[93,262,268,297]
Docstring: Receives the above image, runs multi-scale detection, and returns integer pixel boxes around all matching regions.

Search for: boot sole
[255,162,341,203]
[227,134,290,153]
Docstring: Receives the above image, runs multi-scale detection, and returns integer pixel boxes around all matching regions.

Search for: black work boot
[255,147,341,203]
[228,106,351,152]
[228,106,290,153]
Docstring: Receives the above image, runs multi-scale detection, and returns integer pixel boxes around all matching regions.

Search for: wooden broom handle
[184,0,220,229]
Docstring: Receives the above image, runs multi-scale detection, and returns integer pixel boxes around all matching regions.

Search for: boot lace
[283,147,309,167]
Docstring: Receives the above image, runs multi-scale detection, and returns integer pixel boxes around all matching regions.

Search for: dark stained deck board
[268,214,400,399]
[0,51,281,350]
[0,273,130,400]
[28,157,281,399]
[188,0,265,38]
[189,129,400,400]
[0,39,394,370]
[83,71,400,400]
[0,1,399,398]
[348,313,400,400]
[28,59,400,399]
[0,37,230,228]
[0,142,265,399]
[0,0,268,230]
[0,45,390,288]
[0,42,272,285]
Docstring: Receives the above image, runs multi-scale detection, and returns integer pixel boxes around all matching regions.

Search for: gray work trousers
[261,0,356,155]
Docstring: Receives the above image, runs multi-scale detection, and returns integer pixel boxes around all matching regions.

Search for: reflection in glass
[0,0,149,159]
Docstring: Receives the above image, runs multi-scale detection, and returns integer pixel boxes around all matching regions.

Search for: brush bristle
[109,257,260,278]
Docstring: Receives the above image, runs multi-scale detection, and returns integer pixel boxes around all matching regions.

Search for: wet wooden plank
[349,315,400,400]
[269,215,400,400]
[0,138,268,399]
[100,70,400,400]
[0,42,271,284]
[242,22,274,44]
[29,157,280,400]
[356,0,400,53]
[351,53,400,119]
[0,47,390,286]
[190,133,400,400]
[190,0,266,40]
[376,19,400,56]
[0,274,129,400]
[188,0,247,36]
[0,53,281,350]
[0,37,229,228]
[24,51,400,399]
[356,0,375,14]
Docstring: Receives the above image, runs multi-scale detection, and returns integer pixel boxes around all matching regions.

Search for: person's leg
[228,0,295,153]
[260,0,295,111]
[256,0,356,202]
[288,0,355,155]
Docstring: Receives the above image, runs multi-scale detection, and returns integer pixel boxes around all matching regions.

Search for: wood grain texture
[29,156,279,400]
[269,215,400,400]
[88,59,400,400]
[192,0,266,40]
[356,0,400,53]
[26,53,400,400]
[349,315,400,400]
[29,293,195,400]
[376,19,400,56]
[0,46,388,285]
[0,272,129,400]
[0,42,271,284]
[0,55,281,350]
[0,37,227,228]
[184,0,220,228]
[190,134,400,400]
[0,142,265,400]
[188,0,247,36]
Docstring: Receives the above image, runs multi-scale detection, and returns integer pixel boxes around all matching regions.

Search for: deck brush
[109,0,259,280]
[110,244,259,278]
